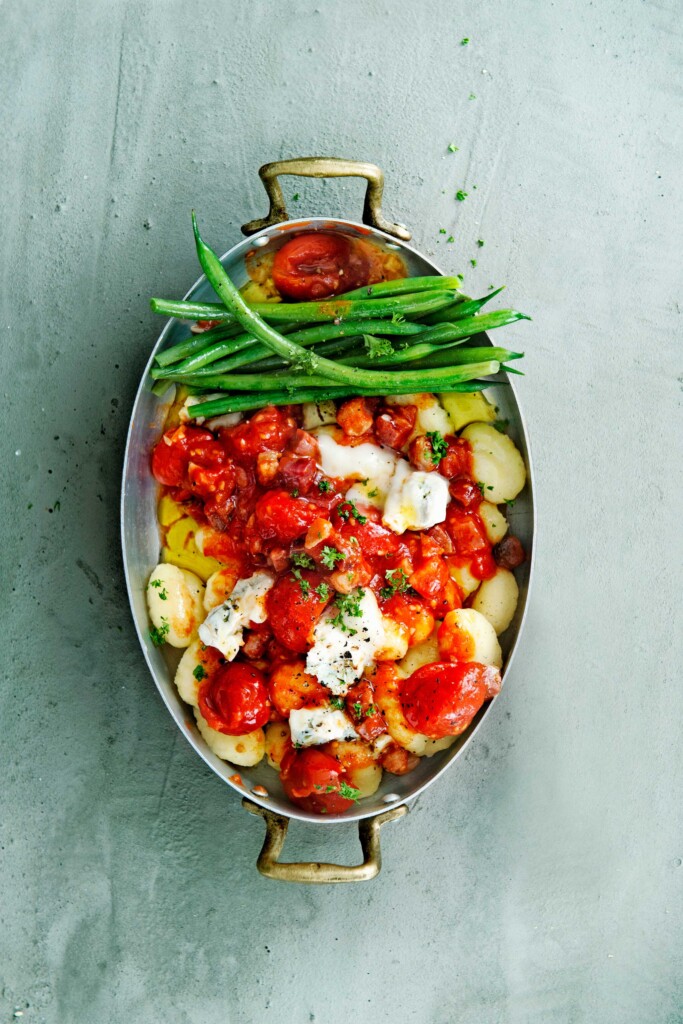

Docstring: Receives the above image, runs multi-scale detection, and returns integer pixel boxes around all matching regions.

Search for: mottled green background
[1,1,681,1022]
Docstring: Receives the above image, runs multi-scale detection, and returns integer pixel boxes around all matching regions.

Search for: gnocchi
[194,708,266,766]
[438,608,503,669]
[147,563,205,648]
[472,568,519,635]
[461,421,526,503]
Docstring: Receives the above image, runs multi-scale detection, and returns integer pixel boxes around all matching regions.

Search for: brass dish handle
[241,157,411,241]
[243,798,408,883]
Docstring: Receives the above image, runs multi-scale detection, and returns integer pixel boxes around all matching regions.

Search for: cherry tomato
[198,662,270,735]
[254,490,322,543]
[221,406,296,466]
[151,425,219,487]
[280,747,355,814]
[401,661,500,739]
[272,232,372,301]
[266,571,331,653]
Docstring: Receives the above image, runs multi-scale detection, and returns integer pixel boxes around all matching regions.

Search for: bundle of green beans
[148,216,530,416]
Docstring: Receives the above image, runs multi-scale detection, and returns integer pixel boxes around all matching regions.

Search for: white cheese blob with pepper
[306,588,387,695]
[288,706,358,747]
[198,571,274,660]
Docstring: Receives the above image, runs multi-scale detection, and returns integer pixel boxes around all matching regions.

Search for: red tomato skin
[272,233,370,301]
[280,748,355,814]
[151,425,219,487]
[221,406,296,466]
[254,490,322,543]
[198,663,270,735]
[401,662,498,739]
[266,571,331,653]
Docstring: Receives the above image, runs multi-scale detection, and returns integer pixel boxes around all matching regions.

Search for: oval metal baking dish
[121,157,535,882]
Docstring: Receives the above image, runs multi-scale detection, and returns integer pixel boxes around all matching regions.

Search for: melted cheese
[382,460,450,533]
[306,588,387,695]
[198,571,273,660]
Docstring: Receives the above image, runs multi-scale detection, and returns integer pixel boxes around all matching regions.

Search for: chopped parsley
[329,695,345,710]
[292,192,300,201]
[504,498,516,508]
[447,143,459,152]
[315,581,331,601]
[477,239,485,248]
[290,488,299,498]
[468,93,476,100]
[476,481,486,496]
[291,551,315,569]
[456,189,468,201]
[460,37,469,45]
[493,419,510,433]
[337,499,367,524]
[439,227,447,234]
[367,488,378,498]
[470,258,477,268]
[366,704,377,717]
[318,478,331,493]
[390,312,406,324]
[193,664,207,682]
[426,430,449,465]
[352,701,363,718]
[364,333,394,359]
[148,579,168,601]
[380,567,410,600]
[329,590,364,635]
[291,568,311,598]
[149,619,169,647]
[447,235,455,243]
[321,545,345,570]
[339,781,361,801]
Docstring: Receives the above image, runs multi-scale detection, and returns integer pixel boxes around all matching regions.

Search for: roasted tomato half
[266,571,332,653]
[280,747,356,814]
[272,232,373,300]
[198,662,270,735]
[400,661,501,739]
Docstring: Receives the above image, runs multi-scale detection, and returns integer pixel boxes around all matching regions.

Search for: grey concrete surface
[1,1,681,1022]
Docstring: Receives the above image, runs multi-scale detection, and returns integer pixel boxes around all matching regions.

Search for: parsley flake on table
[470,259,477,267]
[456,190,468,201]
[447,235,455,243]
[460,37,469,45]
[477,239,485,247]
[447,143,459,152]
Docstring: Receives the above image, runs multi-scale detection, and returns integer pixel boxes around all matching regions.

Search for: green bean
[339,343,519,369]
[421,287,505,325]
[155,317,428,378]
[151,288,459,326]
[185,380,496,418]
[340,275,463,299]
[154,323,240,368]
[161,358,501,393]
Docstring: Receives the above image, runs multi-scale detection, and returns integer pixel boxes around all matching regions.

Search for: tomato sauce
[151,394,511,814]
